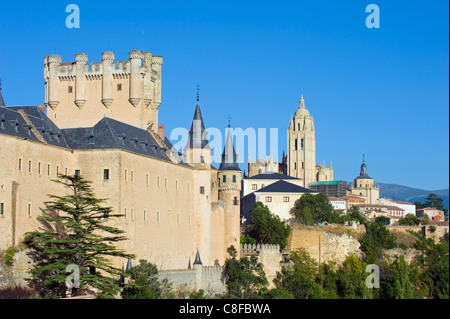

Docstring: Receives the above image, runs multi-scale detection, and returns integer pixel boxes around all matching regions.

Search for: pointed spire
[193,249,202,265]
[0,79,5,107]
[196,83,200,103]
[188,258,192,269]
[359,154,369,177]
[219,128,241,171]
[126,258,132,271]
[299,94,305,108]
[186,87,210,150]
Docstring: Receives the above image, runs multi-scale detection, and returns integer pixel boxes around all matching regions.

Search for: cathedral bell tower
[287,95,316,188]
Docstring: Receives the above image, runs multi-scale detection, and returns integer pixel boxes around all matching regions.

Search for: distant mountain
[377,182,449,211]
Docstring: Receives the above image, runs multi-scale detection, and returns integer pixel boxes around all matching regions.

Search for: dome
[295,107,310,118]
[294,95,310,118]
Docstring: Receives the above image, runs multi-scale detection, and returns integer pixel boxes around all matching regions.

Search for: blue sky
[0,0,448,190]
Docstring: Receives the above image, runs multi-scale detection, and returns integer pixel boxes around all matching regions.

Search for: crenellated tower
[43,50,163,131]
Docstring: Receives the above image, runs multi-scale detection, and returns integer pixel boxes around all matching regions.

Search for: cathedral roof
[294,95,311,118]
[218,129,241,171]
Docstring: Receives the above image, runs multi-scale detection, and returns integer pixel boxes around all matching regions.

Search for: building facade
[0,50,241,271]
[416,207,445,221]
[241,180,317,221]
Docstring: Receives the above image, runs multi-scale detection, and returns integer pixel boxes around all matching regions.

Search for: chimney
[158,124,165,140]
[38,104,46,114]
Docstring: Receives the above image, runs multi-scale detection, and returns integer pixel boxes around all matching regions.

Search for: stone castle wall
[287,225,364,265]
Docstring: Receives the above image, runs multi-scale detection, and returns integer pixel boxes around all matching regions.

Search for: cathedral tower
[287,95,316,187]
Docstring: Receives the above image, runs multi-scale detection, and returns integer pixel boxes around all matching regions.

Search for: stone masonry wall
[287,225,363,265]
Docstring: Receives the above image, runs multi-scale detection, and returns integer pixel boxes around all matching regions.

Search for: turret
[74,53,88,108]
[193,249,203,290]
[184,92,211,167]
[0,79,5,107]
[151,55,163,110]
[45,54,62,109]
[101,51,115,107]
[129,50,143,107]
[218,127,241,257]
[142,52,153,108]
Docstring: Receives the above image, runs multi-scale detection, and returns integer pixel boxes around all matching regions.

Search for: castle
[0,50,242,271]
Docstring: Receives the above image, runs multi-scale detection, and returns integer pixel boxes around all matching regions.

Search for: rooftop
[247,172,300,180]
[255,180,315,194]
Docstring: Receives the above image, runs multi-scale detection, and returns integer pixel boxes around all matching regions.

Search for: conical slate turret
[218,129,240,171]
[0,79,5,107]
[193,249,202,265]
[186,102,210,150]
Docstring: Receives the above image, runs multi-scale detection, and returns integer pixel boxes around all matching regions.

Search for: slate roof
[1,106,45,143]
[1,105,176,164]
[185,103,210,150]
[218,129,241,171]
[7,105,69,148]
[61,117,172,162]
[247,172,300,180]
[193,249,202,265]
[255,180,315,193]
[0,86,5,107]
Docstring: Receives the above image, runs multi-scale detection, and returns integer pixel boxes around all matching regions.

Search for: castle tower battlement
[44,50,163,131]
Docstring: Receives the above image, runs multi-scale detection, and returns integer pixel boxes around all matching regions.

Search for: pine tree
[24,174,134,298]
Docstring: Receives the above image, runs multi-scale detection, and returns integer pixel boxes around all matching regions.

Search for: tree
[375,216,391,226]
[414,201,423,210]
[222,246,268,299]
[24,174,134,298]
[347,205,369,226]
[292,193,340,224]
[335,254,373,299]
[360,221,397,264]
[421,214,430,226]
[121,259,173,299]
[423,194,445,211]
[272,248,323,299]
[248,202,290,250]
[390,255,416,299]
[398,214,420,226]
